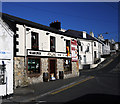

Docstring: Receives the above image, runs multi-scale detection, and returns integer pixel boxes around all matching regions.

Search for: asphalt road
[31,53,120,104]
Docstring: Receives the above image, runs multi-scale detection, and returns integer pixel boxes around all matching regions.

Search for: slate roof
[64,29,96,41]
[1,12,63,34]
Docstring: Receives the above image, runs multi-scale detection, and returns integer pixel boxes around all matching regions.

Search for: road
[27,53,120,104]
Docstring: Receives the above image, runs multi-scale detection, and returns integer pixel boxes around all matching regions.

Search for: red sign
[71,40,78,62]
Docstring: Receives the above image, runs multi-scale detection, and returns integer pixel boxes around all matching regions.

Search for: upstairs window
[81,46,83,51]
[94,42,96,47]
[94,51,97,58]
[50,36,55,52]
[31,32,39,50]
[66,40,71,56]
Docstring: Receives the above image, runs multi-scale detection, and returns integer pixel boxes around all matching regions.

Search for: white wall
[103,44,110,55]
[16,24,74,57]
[16,24,25,56]
[78,39,93,65]
[0,18,14,96]
[93,41,99,59]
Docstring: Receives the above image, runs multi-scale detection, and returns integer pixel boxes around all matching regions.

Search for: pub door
[50,60,56,79]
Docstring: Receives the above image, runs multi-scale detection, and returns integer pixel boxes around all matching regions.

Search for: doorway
[49,59,57,79]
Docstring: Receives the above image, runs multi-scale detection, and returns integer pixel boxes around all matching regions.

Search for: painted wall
[16,24,74,57]
[16,24,25,56]
[0,18,14,96]
[78,39,93,65]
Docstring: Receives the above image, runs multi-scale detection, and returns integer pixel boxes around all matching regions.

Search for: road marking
[21,76,92,102]
[51,76,95,95]
[36,100,47,104]
[102,59,113,67]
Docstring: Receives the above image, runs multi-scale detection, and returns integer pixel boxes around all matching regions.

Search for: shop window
[50,36,55,52]
[66,40,71,56]
[27,58,40,74]
[64,59,72,72]
[31,32,39,50]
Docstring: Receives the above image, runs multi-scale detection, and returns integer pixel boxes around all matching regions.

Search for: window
[66,40,71,56]
[64,59,72,72]
[81,46,83,51]
[50,36,55,52]
[94,51,97,58]
[94,42,96,47]
[27,58,40,74]
[31,32,39,50]
[86,46,89,53]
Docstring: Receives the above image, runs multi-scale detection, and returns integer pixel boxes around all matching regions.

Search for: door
[50,60,56,78]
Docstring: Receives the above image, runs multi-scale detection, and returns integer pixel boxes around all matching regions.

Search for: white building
[64,30,103,69]
[98,35,111,56]
[0,17,14,96]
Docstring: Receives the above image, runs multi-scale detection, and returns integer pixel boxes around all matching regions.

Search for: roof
[1,12,63,34]
[1,12,103,43]
[64,29,96,41]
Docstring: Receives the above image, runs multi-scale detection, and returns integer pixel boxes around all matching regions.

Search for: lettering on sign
[28,50,70,58]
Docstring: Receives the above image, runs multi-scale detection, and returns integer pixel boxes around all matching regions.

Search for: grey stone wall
[57,59,64,79]
[64,62,79,79]
[28,58,48,84]
[14,57,49,88]
[14,57,29,88]
[14,57,79,88]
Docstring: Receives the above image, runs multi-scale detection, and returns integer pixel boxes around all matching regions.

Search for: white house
[64,30,100,69]
[0,17,14,96]
[98,35,111,56]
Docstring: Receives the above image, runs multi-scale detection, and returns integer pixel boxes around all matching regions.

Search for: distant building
[98,35,111,56]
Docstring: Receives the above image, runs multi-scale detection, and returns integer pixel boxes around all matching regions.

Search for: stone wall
[28,58,48,84]
[64,62,79,79]
[14,57,79,88]
[57,59,64,79]
[14,57,29,88]
[14,57,49,88]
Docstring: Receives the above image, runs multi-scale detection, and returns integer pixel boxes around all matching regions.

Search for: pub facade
[2,13,79,88]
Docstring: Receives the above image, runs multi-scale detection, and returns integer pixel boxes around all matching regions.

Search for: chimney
[50,20,61,30]
[90,31,94,37]
[83,31,87,38]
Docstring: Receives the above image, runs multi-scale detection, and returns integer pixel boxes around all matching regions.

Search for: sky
[1,2,119,42]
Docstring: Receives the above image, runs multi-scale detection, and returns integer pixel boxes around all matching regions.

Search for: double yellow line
[51,76,95,95]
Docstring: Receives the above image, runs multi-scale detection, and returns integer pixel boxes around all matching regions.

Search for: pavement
[2,52,120,104]
[80,52,120,73]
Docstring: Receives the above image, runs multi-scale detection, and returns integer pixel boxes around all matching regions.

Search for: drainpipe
[23,25,27,69]
[91,41,94,64]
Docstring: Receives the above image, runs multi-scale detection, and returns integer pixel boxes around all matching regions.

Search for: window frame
[94,42,96,47]
[66,40,71,55]
[31,32,39,50]
[27,57,41,77]
[50,36,56,52]
[64,59,72,74]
